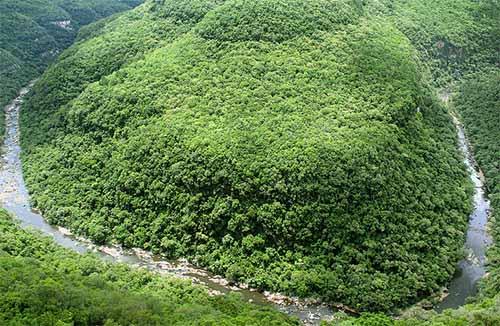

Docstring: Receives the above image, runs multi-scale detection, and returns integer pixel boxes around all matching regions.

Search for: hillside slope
[329,1,500,323]
[20,0,212,149]
[326,72,500,324]
[19,0,474,312]
[0,0,142,141]
[366,0,499,87]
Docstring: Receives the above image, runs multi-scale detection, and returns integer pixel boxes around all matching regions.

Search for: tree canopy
[0,209,298,325]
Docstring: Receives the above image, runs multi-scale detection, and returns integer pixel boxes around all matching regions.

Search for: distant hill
[0,0,142,141]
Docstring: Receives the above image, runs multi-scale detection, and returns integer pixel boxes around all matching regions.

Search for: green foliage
[0,209,298,325]
[323,1,500,323]
[329,312,394,325]
[20,0,202,150]
[4,0,498,323]
[365,0,500,87]
[0,0,142,143]
[151,0,226,23]
[323,296,500,325]
[195,0,362,42]
[20,0,473,312]
[0,49,36,138]
[336,1,500,324]
[363,1,500,323]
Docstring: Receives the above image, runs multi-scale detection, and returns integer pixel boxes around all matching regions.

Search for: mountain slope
[20,0,473,311]
[20,0,214,149]
[366,0,499,87]
[328,1,500,322]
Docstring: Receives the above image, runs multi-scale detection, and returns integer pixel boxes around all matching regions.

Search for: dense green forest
[325,71,500,325]
[0,209,298,325]
[0,0,142,141]
[368,0,499,87]
[0,0,497,324]
[333,73,500,326]
[332,0,500,324]
[1,210,499,325]
[19,0,476,311]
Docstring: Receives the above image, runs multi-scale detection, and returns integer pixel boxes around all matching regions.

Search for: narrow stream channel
[0,85,492,323]
[434,93,493,311]
[0,84,337,325]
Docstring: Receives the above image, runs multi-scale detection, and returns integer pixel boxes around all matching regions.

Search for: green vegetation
[366,0,499,87]
[0,208,298,325]
[20,0,474,312]
[19,0,208,148]
[321,295,500,325]
[0,48,36,137]
[331,71,500,325]
[3,0,497,322]
[325,1,500,324]
[0,0,142,142]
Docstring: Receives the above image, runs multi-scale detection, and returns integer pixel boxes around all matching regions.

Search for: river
[434,92,493,311]
[0,85,492,322]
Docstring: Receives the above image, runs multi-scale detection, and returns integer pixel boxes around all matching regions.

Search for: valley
[1,0,499,325]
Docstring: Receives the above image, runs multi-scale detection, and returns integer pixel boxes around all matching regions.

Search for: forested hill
[19,0,476,312]
[0,0,142,141]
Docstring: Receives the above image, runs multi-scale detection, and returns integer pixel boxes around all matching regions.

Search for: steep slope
[372,0,500,320]
[0,209,297,325]
[21,0,219,149]
[20,0,472,311]
[0,0,142,141]
[366,0,499,87]
[324,73,500,323]
[328,1,500,322]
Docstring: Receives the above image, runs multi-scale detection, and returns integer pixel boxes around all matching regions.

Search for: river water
[0,84,337,325]
[434,94,493,310]
[0,85,492,322]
